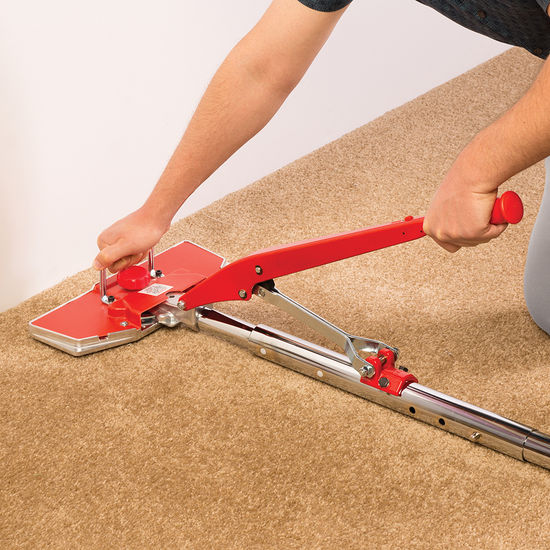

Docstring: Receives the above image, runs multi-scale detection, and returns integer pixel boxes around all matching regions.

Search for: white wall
[0,0,510,312]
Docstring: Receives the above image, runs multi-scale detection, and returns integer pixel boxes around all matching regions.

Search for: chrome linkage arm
[253,281,398,379]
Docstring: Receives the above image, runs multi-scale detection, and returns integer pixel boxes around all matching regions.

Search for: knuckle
[462,229,479,241]
[100,250,115,265]
[434,230,448,242]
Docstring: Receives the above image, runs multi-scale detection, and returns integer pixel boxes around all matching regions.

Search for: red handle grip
[171,191,525,310]
[490,191,523,224]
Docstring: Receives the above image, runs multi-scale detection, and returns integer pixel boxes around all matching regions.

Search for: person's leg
[524,156,550,335]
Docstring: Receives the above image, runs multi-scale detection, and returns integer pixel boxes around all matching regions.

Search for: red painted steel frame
[31,192,522,394]
[180,190,523,310]
[181,217,425,309]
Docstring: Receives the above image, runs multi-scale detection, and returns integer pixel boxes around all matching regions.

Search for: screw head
[238,289,247,299]
[255,265,263,275]
[177,301,186,310]
[120,321,129,327]
[360,365,375,378]
[379,377,390,388]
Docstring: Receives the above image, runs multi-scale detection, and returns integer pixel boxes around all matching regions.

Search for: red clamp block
[360,348,417,396]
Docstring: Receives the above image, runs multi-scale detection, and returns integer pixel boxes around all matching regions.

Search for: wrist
[139,198,174,233]
[450,135,503,194]
[143,164,203,227]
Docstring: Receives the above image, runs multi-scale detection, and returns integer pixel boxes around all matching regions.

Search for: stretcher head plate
[29,241,225,356]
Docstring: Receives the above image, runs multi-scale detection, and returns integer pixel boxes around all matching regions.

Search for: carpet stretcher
[29,192,550,471]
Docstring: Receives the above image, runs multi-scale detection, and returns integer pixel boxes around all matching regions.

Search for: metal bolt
[470,432,481,441]
[120,321,128,327]
[360,365,375,378]
[257,288,265,298]
[255,265,263,275]
[238,289,247,299]
[177,301,186,310]
[379,377,390,388]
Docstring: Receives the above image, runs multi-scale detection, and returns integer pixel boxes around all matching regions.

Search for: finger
[93,241,136,271]
[451,224,508,247]
[484,222,508,239]
[109,253,143,274]
[109,251,148,274]
[97,235,108,249]
[430,236,461,253]
[97,229,116,250]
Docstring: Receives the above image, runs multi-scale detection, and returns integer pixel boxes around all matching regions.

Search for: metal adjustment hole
[317,370,323,378]
[438,418,446,426]
[260,348,267,356]
[409,406,416,414]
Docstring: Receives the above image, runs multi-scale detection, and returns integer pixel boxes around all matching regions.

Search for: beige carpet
[2,48,550,549]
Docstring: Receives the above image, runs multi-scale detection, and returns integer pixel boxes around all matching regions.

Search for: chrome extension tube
[191,306,550,471]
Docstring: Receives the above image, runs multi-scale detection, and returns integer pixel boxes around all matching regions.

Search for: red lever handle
[176,192,523,310]
[490,191,523,224]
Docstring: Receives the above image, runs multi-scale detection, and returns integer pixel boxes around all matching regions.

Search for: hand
[422,166,508,253]
[93,208,170,273]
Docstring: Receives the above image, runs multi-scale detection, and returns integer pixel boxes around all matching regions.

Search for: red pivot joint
[360,348,417,396]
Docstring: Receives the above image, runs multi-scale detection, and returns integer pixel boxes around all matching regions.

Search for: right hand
[93,208,170,273]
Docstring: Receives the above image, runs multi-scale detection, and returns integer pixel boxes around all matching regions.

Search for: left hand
[422,165,508,253]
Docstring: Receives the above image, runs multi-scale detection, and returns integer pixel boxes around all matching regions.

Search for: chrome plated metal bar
[255,283,397,378]
[194,307,550,471]
[148,248,156,277]
[99,269,114,305]
[100,269,107,299]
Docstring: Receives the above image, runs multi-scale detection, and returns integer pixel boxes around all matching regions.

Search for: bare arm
[423,51,550,252]
[94,0,348,272]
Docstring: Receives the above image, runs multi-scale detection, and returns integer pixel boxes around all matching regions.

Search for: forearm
[142,45,294,225]
[94,0,347,272]
[453,55,550,191]
[141,50,290,225]
[140,0,346,227]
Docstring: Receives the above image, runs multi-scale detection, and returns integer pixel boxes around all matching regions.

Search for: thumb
[484,222,508,241]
